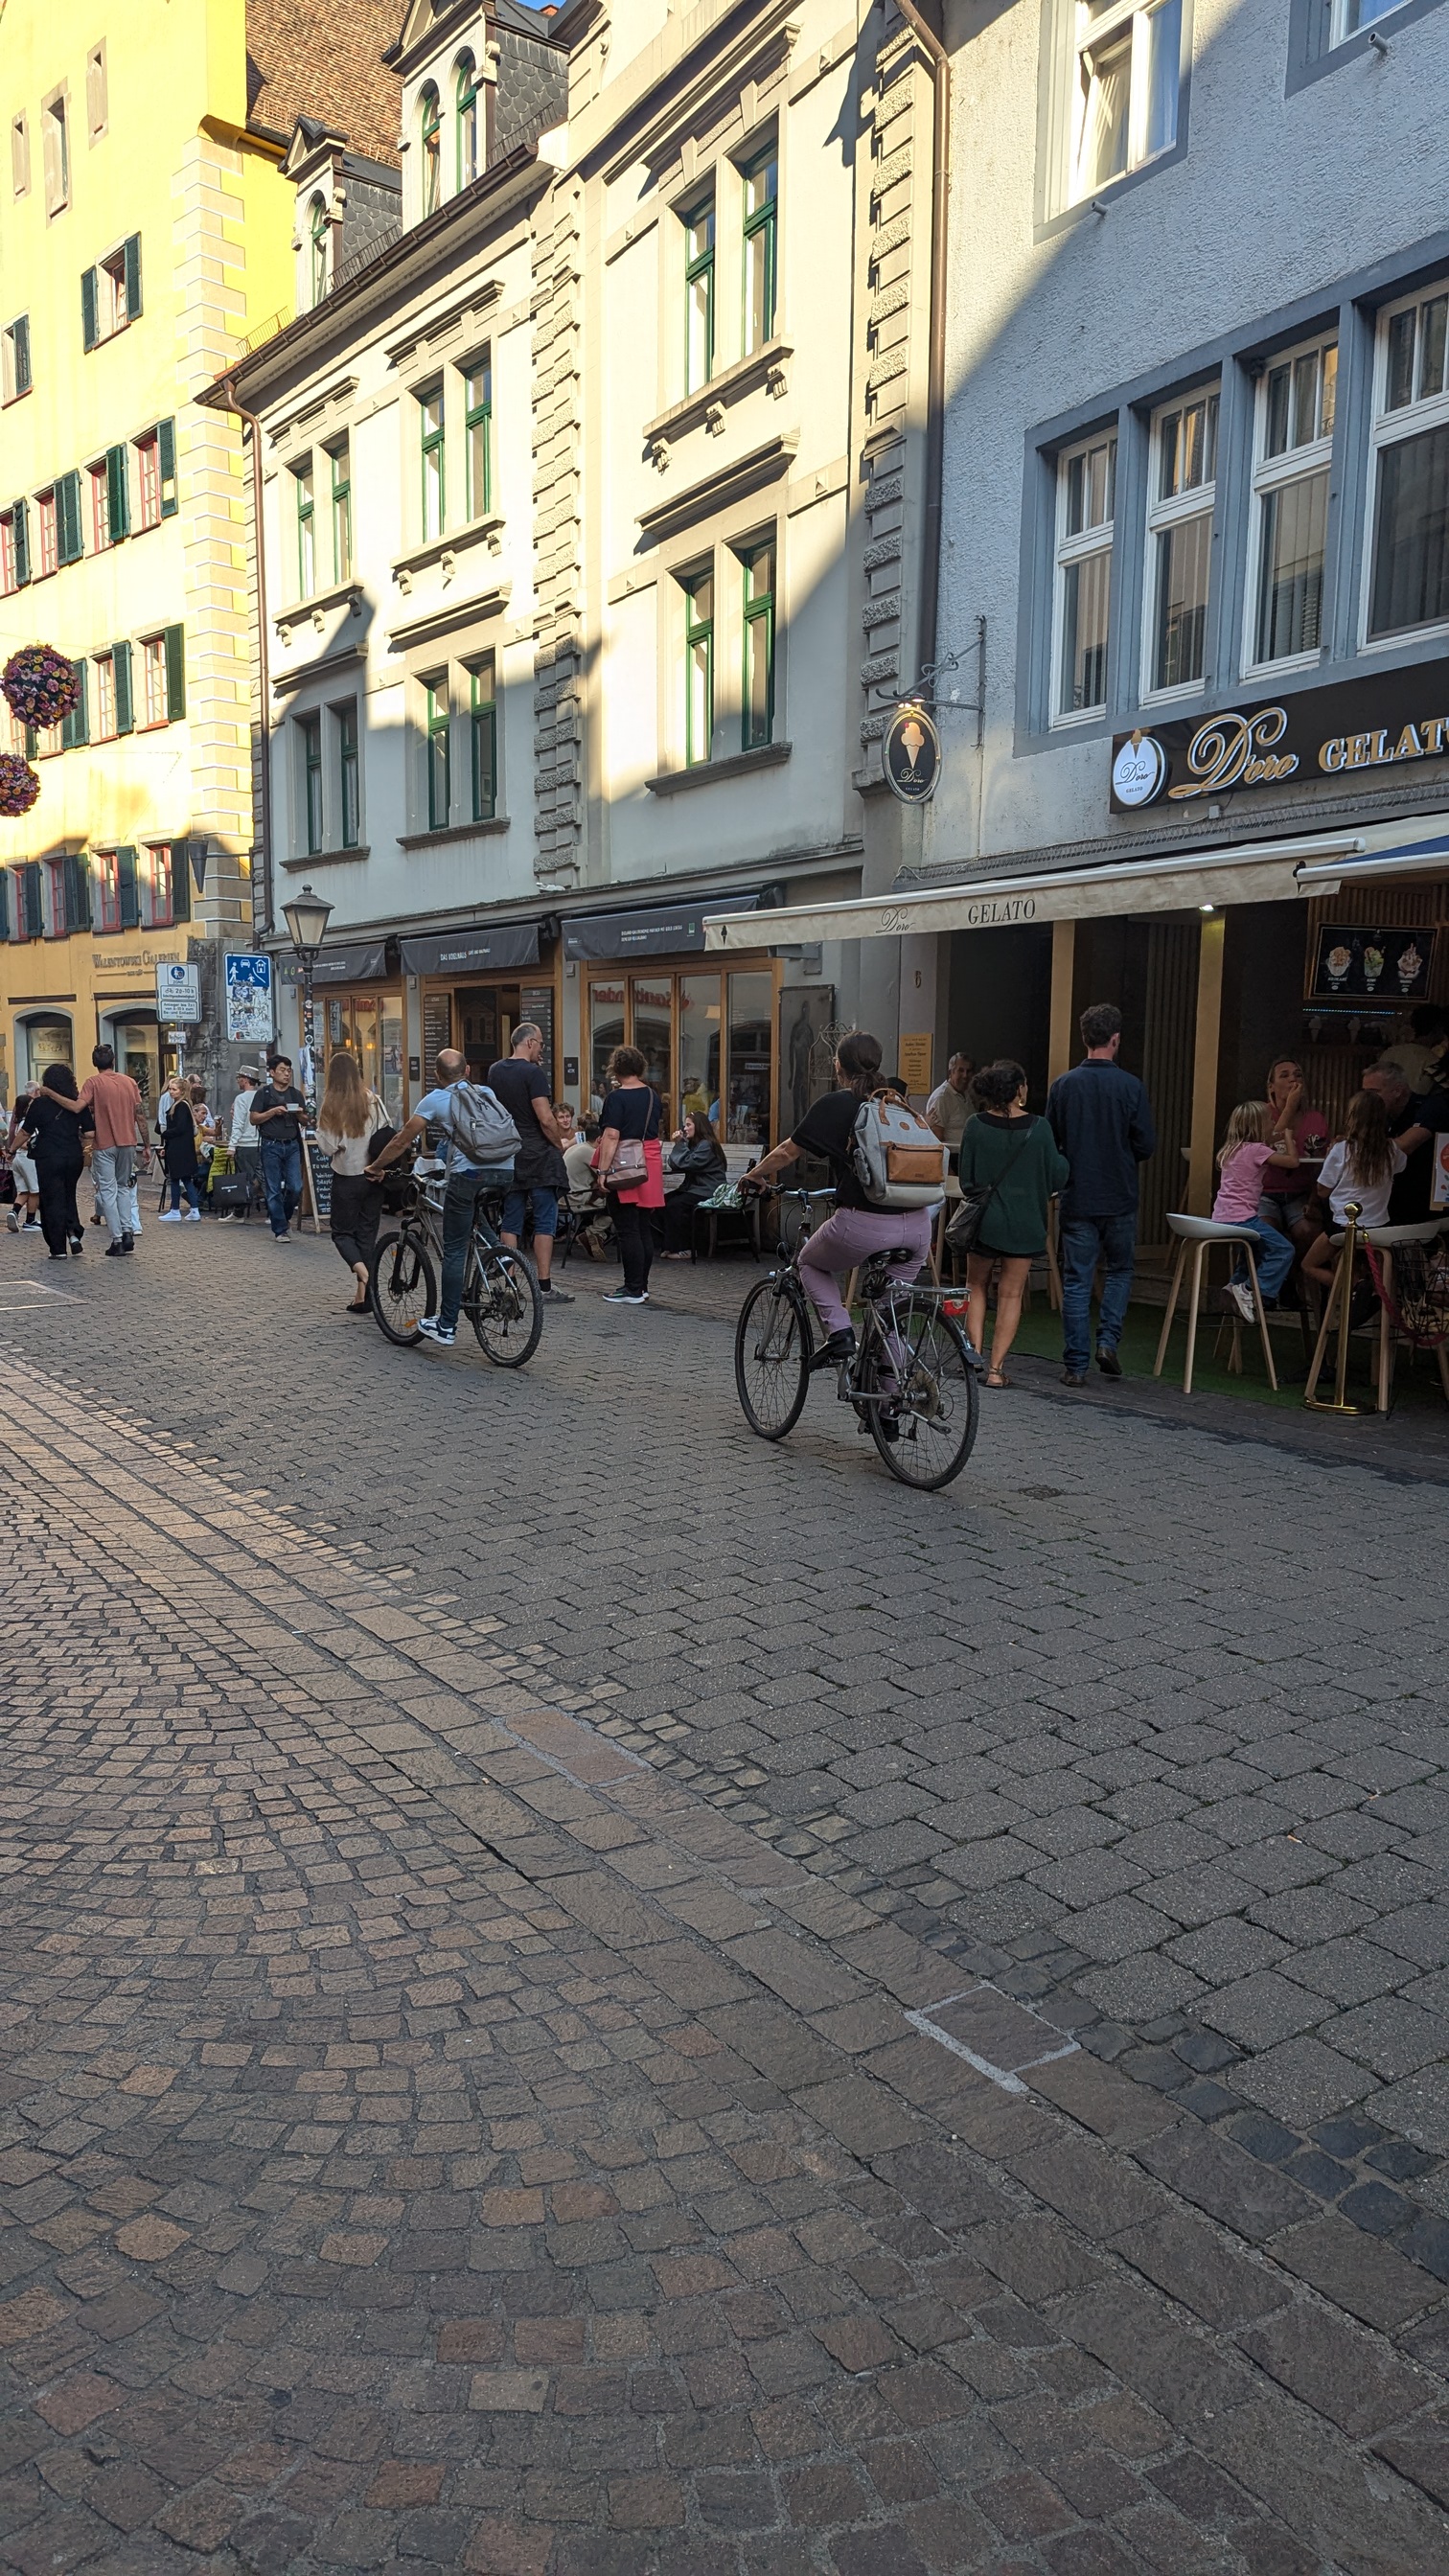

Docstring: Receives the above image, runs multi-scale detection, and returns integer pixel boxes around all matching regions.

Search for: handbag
[945,1119,1038,1256]
[603,1093,659,1193]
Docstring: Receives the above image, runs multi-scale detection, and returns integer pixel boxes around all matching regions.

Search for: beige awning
[703,813,1449,949]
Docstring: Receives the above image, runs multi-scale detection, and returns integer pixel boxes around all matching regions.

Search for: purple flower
[0,754,40,817]
[2,645,80,729]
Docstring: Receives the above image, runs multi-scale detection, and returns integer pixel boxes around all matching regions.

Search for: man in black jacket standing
[487,1024,573,1304]
[1046,1002,1156,1389]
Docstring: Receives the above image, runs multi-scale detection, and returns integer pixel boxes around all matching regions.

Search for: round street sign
[882,702,941,803]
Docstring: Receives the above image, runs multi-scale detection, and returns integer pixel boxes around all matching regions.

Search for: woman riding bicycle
[743,1030,934,1371]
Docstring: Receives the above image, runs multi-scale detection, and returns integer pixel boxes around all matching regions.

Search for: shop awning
[399,921,540,977]
[307,940,389,985]
[702,816,1449,947]
[564,889,766,961]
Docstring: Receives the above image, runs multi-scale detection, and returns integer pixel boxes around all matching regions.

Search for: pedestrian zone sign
[156,960,200,1025]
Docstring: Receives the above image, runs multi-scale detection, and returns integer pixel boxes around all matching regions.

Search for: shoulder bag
[604,1091,659,1193]
[946,1117,1038,1256]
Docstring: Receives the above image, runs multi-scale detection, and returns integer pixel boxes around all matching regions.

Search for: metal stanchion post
[1305,1199,1374,1416]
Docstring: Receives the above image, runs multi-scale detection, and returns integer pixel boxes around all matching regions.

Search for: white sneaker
[184,1209,202,1221]
[158,1209,182,1222]
[1227,1278,1255,1324]
[417,1316,455,1346]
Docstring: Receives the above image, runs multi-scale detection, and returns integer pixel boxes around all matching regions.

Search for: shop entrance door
[455,985,521,1081]
[106,1011,162,1110]
[324,993,405,1123]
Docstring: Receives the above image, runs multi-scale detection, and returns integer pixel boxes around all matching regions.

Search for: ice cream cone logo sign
[1111,729,1166,808]
[883,702,942,803]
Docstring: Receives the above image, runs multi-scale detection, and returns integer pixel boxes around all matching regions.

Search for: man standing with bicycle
[366,1048,518,1348]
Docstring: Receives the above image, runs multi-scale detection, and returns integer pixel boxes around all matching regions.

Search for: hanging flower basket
[0,754,40,818]
[2,644,80,730]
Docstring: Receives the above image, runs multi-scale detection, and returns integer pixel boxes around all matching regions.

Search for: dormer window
[420,86,441,216]
[309,195,329,308]
[456,56,479,191]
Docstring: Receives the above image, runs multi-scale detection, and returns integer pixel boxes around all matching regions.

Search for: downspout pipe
[217,376,274,936]
[892,0,949,689]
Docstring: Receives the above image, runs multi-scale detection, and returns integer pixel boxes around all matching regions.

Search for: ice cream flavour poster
[1309,926,1437,1000]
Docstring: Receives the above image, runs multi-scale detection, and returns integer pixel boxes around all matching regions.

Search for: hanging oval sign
[882,702,941,803]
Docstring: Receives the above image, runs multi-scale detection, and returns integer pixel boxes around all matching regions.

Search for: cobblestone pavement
[0,1223,1447,2571]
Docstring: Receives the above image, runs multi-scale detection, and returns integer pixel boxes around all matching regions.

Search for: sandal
[985,1370,1013,1389]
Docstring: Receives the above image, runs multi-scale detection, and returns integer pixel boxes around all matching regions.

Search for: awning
[400,921,540,978]
[702,814,1449,947]
[307,940,388,986]
[564,889,764,962]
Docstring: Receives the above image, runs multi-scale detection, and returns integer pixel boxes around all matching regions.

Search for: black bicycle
[733,1189,981,1489]
[370,1167,542,1368]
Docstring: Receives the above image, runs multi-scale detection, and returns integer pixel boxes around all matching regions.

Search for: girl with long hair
[1211,1100,1300,1322]
[1301,1090,1405,1298]
[316,1050,389,1312]
[660,1108,728,1258]
[957,1059,1069,1389]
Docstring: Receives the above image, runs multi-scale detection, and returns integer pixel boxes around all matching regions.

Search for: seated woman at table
[659,1111,728,1257]
[1258,1056,1328,1256]
[1300,1090,1406,1300]
[957,1060,1070,1390]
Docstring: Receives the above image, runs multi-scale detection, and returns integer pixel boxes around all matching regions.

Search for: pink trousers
[796,1204,933,1334]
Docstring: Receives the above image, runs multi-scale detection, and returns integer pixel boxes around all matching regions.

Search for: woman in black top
[660,1111,728,1257]
[159,1080,201,1218]
[22,1065,92,1257]
[593,1046,664,1303]
[740,1030,936,1369]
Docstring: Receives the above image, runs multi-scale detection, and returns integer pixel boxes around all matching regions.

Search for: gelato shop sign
[1110,658,1449,812]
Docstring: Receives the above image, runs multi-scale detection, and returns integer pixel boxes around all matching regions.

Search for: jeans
[168,1174,202,1213]
[92,1143,134,1243]
[501,1183,558,1241]
[260,1135,303,1237]
[1230,1214,1296,1303]
[796,1205,933,1337]
[439,1166,512,1330]
[1060,1212,1138,1373]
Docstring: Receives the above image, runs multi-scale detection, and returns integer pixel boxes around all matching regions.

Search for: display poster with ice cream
[1432,1136,1449,1216]
[1309,926,1436,1000]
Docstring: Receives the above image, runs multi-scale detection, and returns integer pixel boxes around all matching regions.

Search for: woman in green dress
[957,1059,1070,1389]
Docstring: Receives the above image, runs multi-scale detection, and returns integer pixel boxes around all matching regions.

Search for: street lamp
[282,883,333,1095]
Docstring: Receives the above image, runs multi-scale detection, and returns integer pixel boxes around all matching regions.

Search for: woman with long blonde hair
[316,1050,389,1312]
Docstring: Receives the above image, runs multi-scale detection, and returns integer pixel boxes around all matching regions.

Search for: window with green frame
[420,382,445,539]
[740,537,775,748]
[469,658,496,819]
[741,144,778,353]
[682,567,713,766]
[295,460,315,599]
[328,435,351,582]
[425,675,450,829]
[420,85,441,215]
[464,354,492,518]
[338,700,359,847]
[683,195,715,393]
[456,56,479,189]
[300,711,323,854]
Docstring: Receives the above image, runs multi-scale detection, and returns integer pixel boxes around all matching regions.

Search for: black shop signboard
[1110,656,1449,814]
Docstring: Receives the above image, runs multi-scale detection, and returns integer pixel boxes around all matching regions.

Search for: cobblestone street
[1,1223,1448,2574]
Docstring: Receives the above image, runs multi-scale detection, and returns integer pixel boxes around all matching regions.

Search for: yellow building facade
[0,1,302,1104]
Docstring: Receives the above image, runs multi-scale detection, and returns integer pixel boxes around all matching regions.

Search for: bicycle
[733,1188,982,1490]
[369,1162,542,1368]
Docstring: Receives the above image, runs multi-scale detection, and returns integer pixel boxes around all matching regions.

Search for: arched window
[456,55,478,191]
[420,85,441,215]
[309,195,329,308]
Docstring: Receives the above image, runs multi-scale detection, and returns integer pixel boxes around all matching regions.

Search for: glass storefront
[323,990,405,1123]
[585,958,778,1142]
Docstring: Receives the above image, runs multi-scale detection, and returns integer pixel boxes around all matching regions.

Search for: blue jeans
[1230,1214,1296,1304]
[1061,1212,1138,1373]
[260,1135,303,1237]
[439,1166,512,1330]
[501,1183,558,1242]
[168,1174,202,1213]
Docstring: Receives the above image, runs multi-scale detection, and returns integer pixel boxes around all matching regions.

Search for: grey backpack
[442,1082,520,1166]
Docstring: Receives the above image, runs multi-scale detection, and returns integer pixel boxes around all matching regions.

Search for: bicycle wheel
[469,1244,542,1368]
[735,1275,811,1439]
[370,1231,437,1346]
[861,1294,979,1490]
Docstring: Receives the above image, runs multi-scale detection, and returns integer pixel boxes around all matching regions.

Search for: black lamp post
[282,884,333,1094]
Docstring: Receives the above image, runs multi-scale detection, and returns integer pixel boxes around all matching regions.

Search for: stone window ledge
[647,742,790,794]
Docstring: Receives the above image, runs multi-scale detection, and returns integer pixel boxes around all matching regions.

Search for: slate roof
[245,0,403,164]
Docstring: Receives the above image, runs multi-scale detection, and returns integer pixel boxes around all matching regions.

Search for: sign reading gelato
[1110,657,1449,812]
[1309,925,1436,1001]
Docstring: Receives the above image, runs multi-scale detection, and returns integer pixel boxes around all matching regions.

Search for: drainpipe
[216,376,274,935]
[892,0,950,686]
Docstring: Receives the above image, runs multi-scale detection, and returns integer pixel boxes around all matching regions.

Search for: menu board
[1309,926,1437,1001]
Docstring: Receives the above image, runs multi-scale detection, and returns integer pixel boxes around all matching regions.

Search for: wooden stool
[1154,1213,1278,1395]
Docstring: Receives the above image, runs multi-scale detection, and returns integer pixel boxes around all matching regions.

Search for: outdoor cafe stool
[1153,1213,1278,1396]
[1303,1217,1449,1415]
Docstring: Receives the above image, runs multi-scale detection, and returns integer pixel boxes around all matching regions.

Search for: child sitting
[1301,1090,1406,1299]
[1212,1101,1300,1322]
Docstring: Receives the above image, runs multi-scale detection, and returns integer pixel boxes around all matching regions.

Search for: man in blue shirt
[367,1047,515,1348]
[1046,1003,1157,1388]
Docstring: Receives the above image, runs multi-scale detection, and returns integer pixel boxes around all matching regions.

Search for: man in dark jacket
[1046,1002,1156,1388]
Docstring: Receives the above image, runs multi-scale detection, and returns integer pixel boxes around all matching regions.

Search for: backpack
[441,1082,520,1166]
[851,1089,949,1209]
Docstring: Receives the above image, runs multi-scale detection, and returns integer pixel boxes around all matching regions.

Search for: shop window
[420,85,442,216]
[589,980,626,1108]
[82,236,141,351]
[1144,387,1217,695]
[631,978,673,1117]
[739,538,775,748]
[328,435,351,582]
[682,567,713,765]
[94,847,122,932]
[456,55,479,190]
[464,353,491,518]
[295,459,315,599]
[87,43,107,141]
[1368,283,1449,641]
[726,971,772,1145]
[2,315,31,404]
[337,700,359,848]
[469,657,495,820]
[94,651,116,740]
[425,673,450,828]
[420,382,445,539]
[298,711,323,854]
[740,144,778,354]
[35,487,58,578]
[1053,428,1116,718]
[683,193,715,392]
[678,974,722,1126]
[42,91,68,216]
[1247,335,1335,671]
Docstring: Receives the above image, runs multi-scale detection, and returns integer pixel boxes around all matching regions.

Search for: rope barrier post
[1305,1200,1374,1416]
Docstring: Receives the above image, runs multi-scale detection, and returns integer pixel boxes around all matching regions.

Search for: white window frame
[1242,333,1337,681]
[1139,386,1218,705]
[1361,276,1449,654]
[1050,428,1117,724]
[86,42,107,142]
[1067,0,1182,212]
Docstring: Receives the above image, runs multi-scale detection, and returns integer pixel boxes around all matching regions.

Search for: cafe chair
[1303,1217,1449,1415]
[1154,1213,1278,1395]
